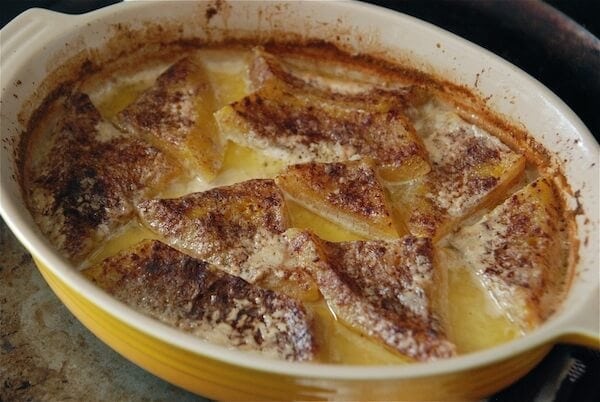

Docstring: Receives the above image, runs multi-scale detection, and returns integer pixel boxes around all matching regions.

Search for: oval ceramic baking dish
[1,1,598,400]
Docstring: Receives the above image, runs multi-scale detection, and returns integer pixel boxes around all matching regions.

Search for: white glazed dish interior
[0,0,598,380]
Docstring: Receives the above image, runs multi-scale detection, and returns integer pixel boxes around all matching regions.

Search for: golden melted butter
[208,70,249,108]
[444,251,522,353]
[310,301,410,364]
[82,222,160,269]
[199,48,251,108]
[214,142,286,185]
[96,80,154,119]
[287,200,365,242]
[83,48,521,364]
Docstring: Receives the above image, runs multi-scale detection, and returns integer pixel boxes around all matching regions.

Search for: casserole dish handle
[1,8,72,71]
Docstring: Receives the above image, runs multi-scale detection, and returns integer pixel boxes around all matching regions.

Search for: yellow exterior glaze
[1,0,596,399]
[35,258,554,401]
[557,333,600,350]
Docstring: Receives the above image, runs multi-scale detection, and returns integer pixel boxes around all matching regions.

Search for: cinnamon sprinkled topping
[291,231,455,361]
[393,101,525,240]
[276,160,398,239]
[83,240,316,361]
[137,180,318,300]
[26,92,182,262]
[117,55,222,179]
[216,49,430,181]
[450,177,567,329]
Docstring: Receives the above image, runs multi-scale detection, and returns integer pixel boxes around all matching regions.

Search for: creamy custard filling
[22,45,573,364]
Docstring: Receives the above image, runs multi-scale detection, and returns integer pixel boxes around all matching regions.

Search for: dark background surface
[1,1,599,401]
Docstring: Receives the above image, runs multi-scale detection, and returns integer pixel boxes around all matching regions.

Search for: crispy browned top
[26,92,182,262]
[249,48,416,104]
[219,49,429,170]
[236,94,417,160]
[421,106,524,214]
[83,240,315,361]
[136,180,320,301]
[116,55,222,179]
[277,161,393,222]
[137,179,287,257]
[393,102,526,239]
[450,177,567,329]
[289,231,455,361]
[428,135,511,206]
[325,237,436,318]
[117,56,207,145]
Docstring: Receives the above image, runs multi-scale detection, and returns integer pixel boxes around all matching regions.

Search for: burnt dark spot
[143,258,163,275]
[15,380,31,391]
[205,7,218,21]
[59,168,109,226]
[1,338,15,353]
[79,59,99,76]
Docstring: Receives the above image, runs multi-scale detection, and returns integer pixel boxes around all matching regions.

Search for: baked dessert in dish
[276,160,400,240]
[290,231,455,361]
[450,177,568,330]
[215,49,431,183]
[83,239,316,361]
[137,179,319,301]
[20,41,575,364]
[116,56,223,181]
[22,92,183,263]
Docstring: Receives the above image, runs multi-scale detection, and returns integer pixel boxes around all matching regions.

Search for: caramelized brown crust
[392,101,526,240]
[251,45,399,94]
[25,92,183,262]
[137,179,287,269]
[215,49,430,183]
[276,161,400,239]
[19,40,577,364]
[83,240,315,361]
[450,178,568,330]
[289,232,455,361]
[247,47,430,105]
[116,56,223,180]
[136,179,318,300]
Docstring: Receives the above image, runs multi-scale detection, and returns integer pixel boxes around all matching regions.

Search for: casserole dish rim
[0,0,598,382]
